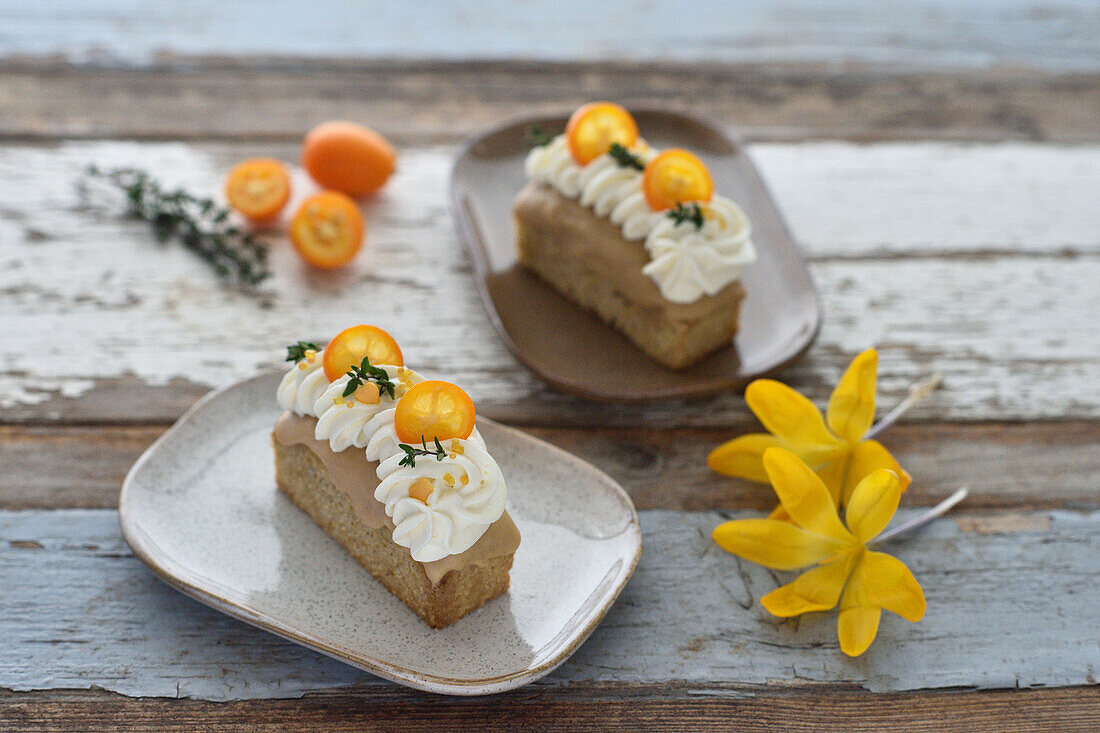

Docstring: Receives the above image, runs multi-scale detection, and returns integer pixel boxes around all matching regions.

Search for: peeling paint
[1,142,1098,422]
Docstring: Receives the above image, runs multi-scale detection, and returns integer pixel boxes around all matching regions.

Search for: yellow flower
[712,447,926,656]
[708,348,911,510]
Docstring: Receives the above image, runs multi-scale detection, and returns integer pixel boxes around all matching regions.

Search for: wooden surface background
[4,0,1099,71]
[2,4,1099,730]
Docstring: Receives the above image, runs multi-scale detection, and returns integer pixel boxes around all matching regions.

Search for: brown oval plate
[450,108,820,402]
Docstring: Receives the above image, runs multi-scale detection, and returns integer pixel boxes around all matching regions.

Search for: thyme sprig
[398,437,447,468]
[608,142,644,171]
[285,341,319,364]
[80,165,270,290]
[668,202,705,230]
[525,124,554,147]
[342,357,396,400]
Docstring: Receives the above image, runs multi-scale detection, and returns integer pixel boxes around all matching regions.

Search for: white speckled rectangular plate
[119,372,642,695]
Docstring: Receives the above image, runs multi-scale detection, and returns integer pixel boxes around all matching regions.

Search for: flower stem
[864,371,943,440]
[875,487,969,543]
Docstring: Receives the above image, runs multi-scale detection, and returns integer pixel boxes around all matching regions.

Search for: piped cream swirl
[524,135,583,197]
[276,350,330,416]
[311,366,424,452]
[642,196,756,303]
[365,407,504,562]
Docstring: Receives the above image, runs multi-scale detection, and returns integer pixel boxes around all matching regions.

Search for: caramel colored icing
[274,411,521,585]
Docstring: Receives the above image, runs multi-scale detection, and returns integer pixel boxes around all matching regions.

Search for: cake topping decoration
[312,363,423,452]
[642,197,755,303]
[608,142,645,171]
[667,202,705,230]
[397,437,448,468]
[522,103,757,304]
[373,412,506,562]
[277,346,330,416]
[408,477,434,503]
[642,148,714,211]
[342,357,397,400]
[285,340,320,364]
[393,380,477,444]
[322,324,404,381]
[525,124,554,148]
[565,102,639,165]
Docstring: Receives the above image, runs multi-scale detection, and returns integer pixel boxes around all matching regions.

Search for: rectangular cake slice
[514,181,745,370]
[273,412,520,629]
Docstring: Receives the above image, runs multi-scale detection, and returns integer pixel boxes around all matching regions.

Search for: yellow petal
[826,348,879,443]
[712,518,847,570]
[707,433,784,482]
[838,605,881,657]
[745,379,843,451]
[858,551,926,622]
[762,448,853,543]
[841,439,912,506]
[837,554,881,656]
[845,469,901,543]
[760,554,857,617]
[813,451,850,508]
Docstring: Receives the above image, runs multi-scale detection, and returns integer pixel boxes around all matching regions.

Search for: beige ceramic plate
[451,108,821,401]
[119,372,642,695]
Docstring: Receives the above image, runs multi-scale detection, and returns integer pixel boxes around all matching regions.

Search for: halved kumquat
[224,158,291,222]
[642,148,714,211]
[565,102,639,165]
[394,380,476,444]
[322,324,404,381]
[290,191,364,270]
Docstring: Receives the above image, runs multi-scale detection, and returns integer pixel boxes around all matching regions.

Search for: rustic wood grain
[2,509,1095,700]
[2,422,1097,511]
[1,142,1097,427]
[2,62,1099,144]
[6,0,1099,71]
[2,684,1097,733]
[2,51,1098,725]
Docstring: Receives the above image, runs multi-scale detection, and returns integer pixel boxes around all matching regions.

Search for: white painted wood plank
[0,142,1097,424]
[1,0,1098,72]
[751,143,1100,256]
[1,509,1096,700]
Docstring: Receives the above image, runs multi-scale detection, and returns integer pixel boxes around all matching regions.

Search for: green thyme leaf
[525,124,554,147]
[285,341,319,364]
[608,142,645,171]
[80,166,271,292]
[343,356,397,401]
[397,437,448,468]
[668,202,705,230]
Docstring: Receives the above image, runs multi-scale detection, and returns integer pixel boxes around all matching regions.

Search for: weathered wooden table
[2,16,1100,729]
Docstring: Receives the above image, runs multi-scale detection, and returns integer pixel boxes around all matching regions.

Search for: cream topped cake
[273,325,520,628]
[514,102,757,369]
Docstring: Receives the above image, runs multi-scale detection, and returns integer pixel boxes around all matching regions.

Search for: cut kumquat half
[224,158,291,222]
[565,102,639,165]
[394,380,476,444]
[322,324,404,381]
[642,148,714,211]
[290,191,364,270]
